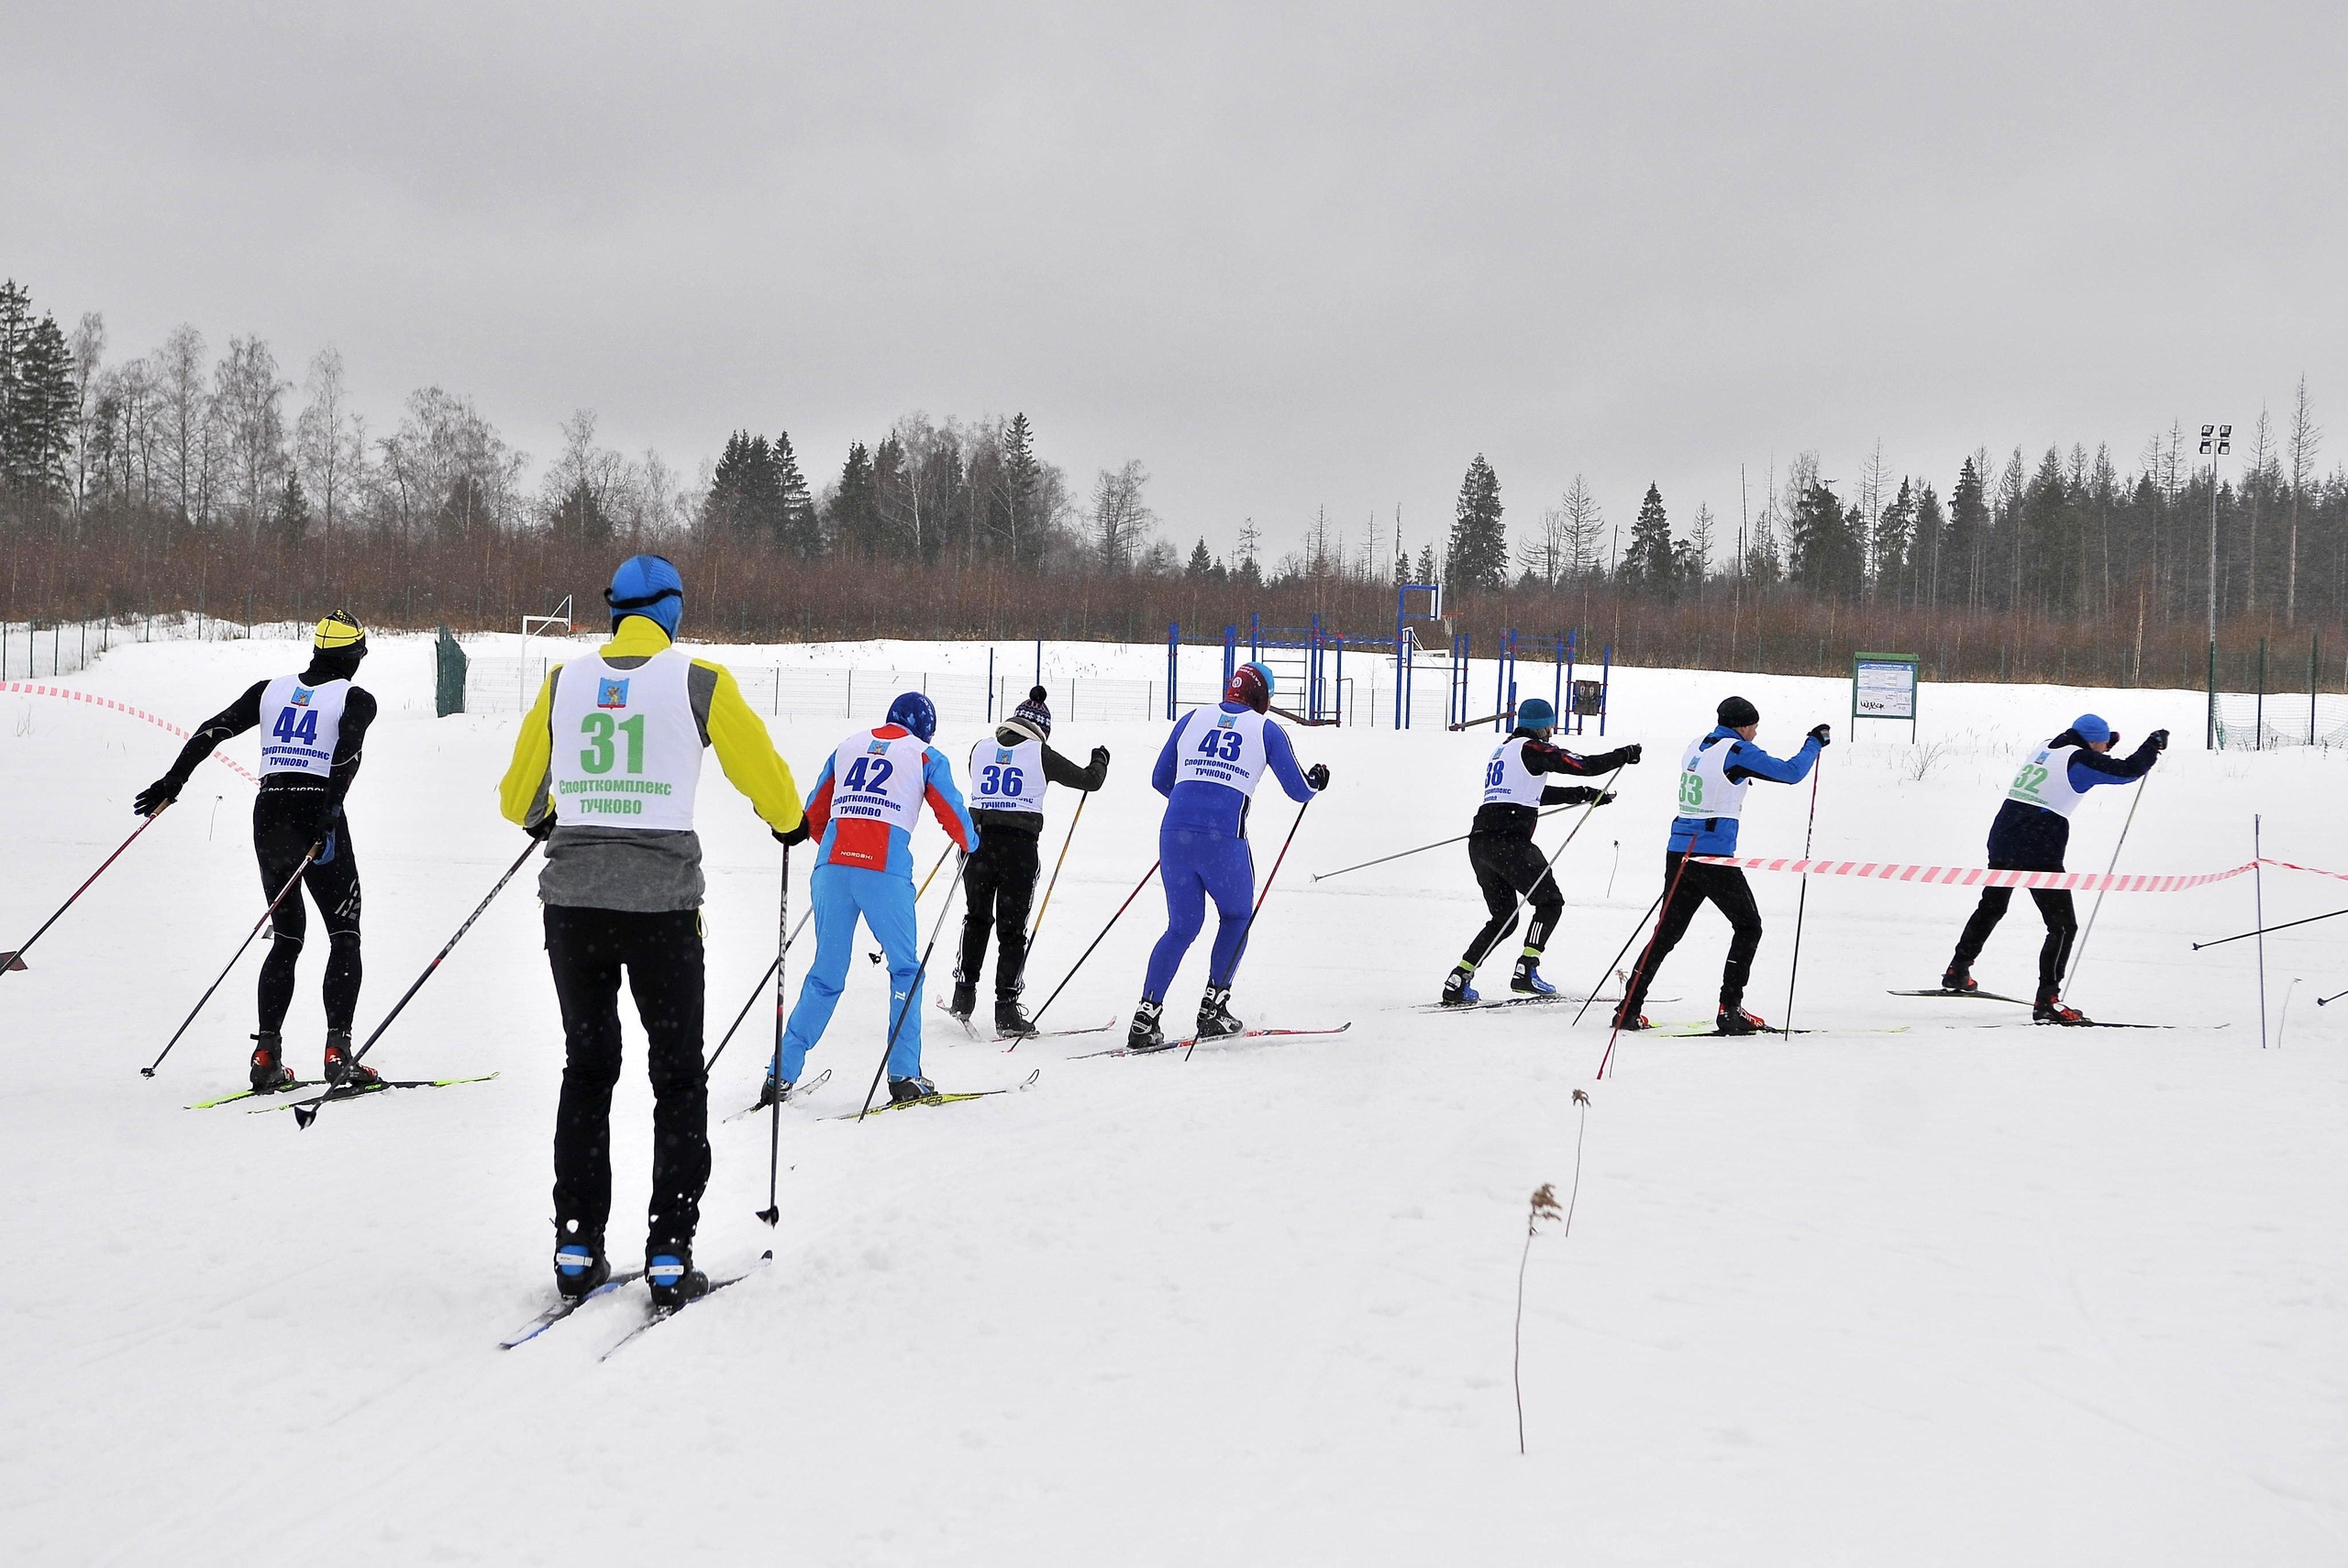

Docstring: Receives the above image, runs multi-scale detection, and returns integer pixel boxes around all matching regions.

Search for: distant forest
[0,275,2336,692]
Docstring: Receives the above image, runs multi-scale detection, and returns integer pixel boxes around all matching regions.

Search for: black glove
[1808,723,1833,747]
[526,812,557,842]
[132,776,180,817]
[1091,745,1111,769]
[2147,728,2169,753]
[1304,763,1331,791]
[1560,788,1616,807]
[1616,744,1642,766]
[773,817,812,847]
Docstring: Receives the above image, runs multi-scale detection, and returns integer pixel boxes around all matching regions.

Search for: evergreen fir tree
[1001,414,1040,564]
[1786,479,1864,599]
[1873,478,1916,598]
[829,442,880,557]
[1946,457,1989,610]
[1186,536,1214,578]
[1445,455,1507,593]
[1911,480,1945,604]
[773,429,819,554]
[1620,483,1678,595]
[274,471,311,547]
[1416,541,1437,584]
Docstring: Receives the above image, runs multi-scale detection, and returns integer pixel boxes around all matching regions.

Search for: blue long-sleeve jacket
[1668,727,1822,855]
[1985,728,2161,868]
[1152,702,1315,836]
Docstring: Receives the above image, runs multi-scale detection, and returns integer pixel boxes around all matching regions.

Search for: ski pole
[704,903,816,1072]
[1593,851,1695,1079]
[1185,794,1317,1059]
[1456,767,1626,984]
[142,846,316,1077]
[1780,752,1825,1039]
[869,843,954,964]
[1571,875,1671,1027]
[2065,773,2146,1002]
[1016,860,1161,1043]
[2254,815,2268,1050]
[1312,801,1588,882]
[3,801,171,975]
[2193,905,2348,950]
[294,840,540,1127]
[1026,792,1089,946]
[2318,984,2348,1008]
[759,846,792,1224]
[857,853,970,1120]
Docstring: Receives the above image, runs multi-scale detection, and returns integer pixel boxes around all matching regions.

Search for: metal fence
[463,657,1165,726]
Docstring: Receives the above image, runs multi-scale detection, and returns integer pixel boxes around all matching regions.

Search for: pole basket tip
[138,1066,156,1078]
[756,1207,780,1227]
[294,1104,320,1130]
[1,951,24,970]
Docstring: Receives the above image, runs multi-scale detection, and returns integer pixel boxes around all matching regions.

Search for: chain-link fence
[460,657,1165,727]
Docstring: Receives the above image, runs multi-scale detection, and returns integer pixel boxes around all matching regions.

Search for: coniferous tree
[829,441,880,557]
[1873,479,1915,600]
[1911,480,1946,607]
[1787,479,1863,599]
[1000,413,1040,564]
[773,430,819,554]
[1415,541,1437,585]
[1620,482,1678,595]
[1946,457,1989,610]
[1445,454,1507,593]
[274,470,310,547]
[1186,536,1214,578]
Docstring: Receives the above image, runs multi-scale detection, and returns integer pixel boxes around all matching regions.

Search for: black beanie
[1013,685,1051,737]
[1717,695,1759,728]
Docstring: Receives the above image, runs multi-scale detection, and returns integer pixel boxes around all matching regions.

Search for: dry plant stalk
[1515,1088,1592,1455]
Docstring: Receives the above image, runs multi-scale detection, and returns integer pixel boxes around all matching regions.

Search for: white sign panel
[1855,658,1918,720]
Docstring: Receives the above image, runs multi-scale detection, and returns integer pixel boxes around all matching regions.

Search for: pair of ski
[722,1066,1042,1123]
[186,1074,499,1111]
[1072,1022,1353,1060]
[502,1252,774,1357]
[1887,988,2179,1029]
[1415,992,1678,1016]
[933,1002,1120,1046]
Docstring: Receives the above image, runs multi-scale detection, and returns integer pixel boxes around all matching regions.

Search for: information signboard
[1852,652,1920,740]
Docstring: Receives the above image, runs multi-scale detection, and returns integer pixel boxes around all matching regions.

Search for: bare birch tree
[2287,376,2321,623]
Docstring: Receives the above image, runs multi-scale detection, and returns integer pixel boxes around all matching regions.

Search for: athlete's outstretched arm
[699,662,804,834]
[1722,734,1821,787]
[1152,712,1192,798]
[921,746,979,850]
[1261,722,1316,802]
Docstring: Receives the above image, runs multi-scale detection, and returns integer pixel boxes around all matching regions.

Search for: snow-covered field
[4,633,2342,1564]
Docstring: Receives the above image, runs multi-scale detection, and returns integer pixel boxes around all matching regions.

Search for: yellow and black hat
[313,610,367,657]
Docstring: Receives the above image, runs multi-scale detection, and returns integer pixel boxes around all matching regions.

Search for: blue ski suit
[775,725,978,1085]
[1141,701,1318,1001]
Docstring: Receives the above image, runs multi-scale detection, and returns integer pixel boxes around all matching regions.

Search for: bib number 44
[271,705,320,745]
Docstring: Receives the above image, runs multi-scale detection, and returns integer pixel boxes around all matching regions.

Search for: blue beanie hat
[1516,696,1556,732]
[605,554,684,637]
[2071,713,2111,745]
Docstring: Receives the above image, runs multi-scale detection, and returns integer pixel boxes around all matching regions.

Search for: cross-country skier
[764,690,979,1105]
[951,685,1110,1036]
[1440,697,1640,1005]
[1939,714,2166,1023]
[1126,661,1329,1052]
[131,611,378,1092]
[1611,696,1829,1036]
[499,555,805,1307]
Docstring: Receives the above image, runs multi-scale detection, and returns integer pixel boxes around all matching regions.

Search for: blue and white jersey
[2003,745,2091,818]
[257,674,351,779]
[1152,701,1317,837]
[1173,707,1271,795]
[968,734,1047,813]
[1482,737,1547,808]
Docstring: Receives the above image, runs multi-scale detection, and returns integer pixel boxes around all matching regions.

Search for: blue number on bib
[1194,727,1244,763]
[979,764,1002,796]
[1485,758,1505,789]
[1000,767,1024,796]
[845,756,895,793]
[271,706,319,745]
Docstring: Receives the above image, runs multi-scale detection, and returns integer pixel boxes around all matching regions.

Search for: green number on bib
[579,712,615,774]
[617,714,645,774]
[1679,770,1704,811]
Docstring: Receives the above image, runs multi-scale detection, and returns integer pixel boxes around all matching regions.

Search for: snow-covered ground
[4,633,2342,1564]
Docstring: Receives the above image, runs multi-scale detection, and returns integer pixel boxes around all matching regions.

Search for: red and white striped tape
[1689,855,2257,894]
[3,680,258,782]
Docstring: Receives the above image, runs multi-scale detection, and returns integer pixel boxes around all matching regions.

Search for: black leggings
[1622,851,1763,1011]
[1950,881,2077,996]
[1461,834,1564,969]
[957,831,1042,999]
[253,789,361,1033]
[545,904,708,1256]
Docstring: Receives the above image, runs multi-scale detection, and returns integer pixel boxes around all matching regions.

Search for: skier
[131,611,378,1092]
[1611,696,1829,1036]
[1939,714,2166,1023]
[1126,661,1329,1053]
[951,685,1110,1036]
[1440,696,1641,1005]
[498,555,806,1307]
[764,690,979,1104]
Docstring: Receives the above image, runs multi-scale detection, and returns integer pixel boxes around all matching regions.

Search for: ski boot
[1609,1003,1652,1032]
[1940,966,1980,995]
[1195,986,1245,1040]
[553,1233,611,1300]
[321,1028,381,1088]
[888,1075,939,1105]
[1715,1004,1768,1036]
[2033,990,2090,1025]
[755,1073,793,1109]
[646,1247,710,1309]
[1439,964,1480,1007]
[249,1031,297,1093]
[1125,999,1173,1054]
[948,977,978,1021]
[1510,955,1557,997]
[994,998,1036,1038]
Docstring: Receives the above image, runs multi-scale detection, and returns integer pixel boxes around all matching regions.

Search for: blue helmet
[605,554,683,637]
[1516,696,1556,732]
[887,690,937,742]
[2071,713,2111,745]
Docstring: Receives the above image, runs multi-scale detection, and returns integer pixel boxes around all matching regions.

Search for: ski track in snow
[4,634,2345,1564]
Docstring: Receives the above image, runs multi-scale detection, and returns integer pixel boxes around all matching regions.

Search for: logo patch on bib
[597,679,630,709]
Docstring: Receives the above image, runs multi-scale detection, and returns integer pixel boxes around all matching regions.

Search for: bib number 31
[579,712,647,775]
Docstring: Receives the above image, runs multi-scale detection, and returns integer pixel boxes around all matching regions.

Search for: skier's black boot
[2032,988,2089,1025]
[995,998,1036,1037]
[1195,986,1245,1040]
[1510,955,1557,997]
[1609,1003,1652,1032]
[1125,999,1172,1054]
[321,1028,381,1088]
[1439,963,1480,1007]
[948,978,978,1021]
[646,1246,710,1309]
[1715,1003,1767,1036]
[553,1235,611,1300]
[249,1031,296,1093]
[1941,965,1979,995]
[888,1075,938,1104]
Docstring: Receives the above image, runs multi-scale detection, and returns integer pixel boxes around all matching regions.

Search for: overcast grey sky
[6,3,2343,562]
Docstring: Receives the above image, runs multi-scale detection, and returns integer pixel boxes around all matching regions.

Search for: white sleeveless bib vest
[2005,745,2089,818]
[969,734,1047,813]
[547,649,703,830]
[1176,708,1271,796]
[258,674,350,778]
[1481,736,1546,808]
[1677,733,1750,822]
[824,726,932,871]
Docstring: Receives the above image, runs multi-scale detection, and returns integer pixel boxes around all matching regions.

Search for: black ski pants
[1623,851,1763,1012]
[956,829,1042,999]
[1949,873,2077,998]
[1460,833,1564,970]
[252,787,361,1034]
[545,905,708,1259]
